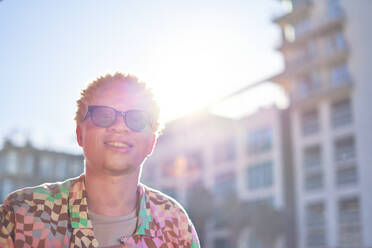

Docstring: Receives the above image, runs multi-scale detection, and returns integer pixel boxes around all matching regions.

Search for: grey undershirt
[88,209,138,248]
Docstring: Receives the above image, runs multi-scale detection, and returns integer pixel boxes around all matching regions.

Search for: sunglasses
[83,105,152,132]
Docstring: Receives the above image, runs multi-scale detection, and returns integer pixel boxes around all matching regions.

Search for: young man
[0,73,200,247]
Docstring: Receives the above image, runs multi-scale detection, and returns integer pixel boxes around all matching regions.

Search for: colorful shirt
[0,175,200,248]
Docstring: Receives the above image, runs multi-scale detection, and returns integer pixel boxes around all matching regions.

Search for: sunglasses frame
[83,105,152,132]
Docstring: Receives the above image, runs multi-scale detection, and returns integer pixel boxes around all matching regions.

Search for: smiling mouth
[104,141,132,148]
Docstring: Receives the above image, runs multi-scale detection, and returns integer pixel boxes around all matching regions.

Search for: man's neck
[84,167,139,217]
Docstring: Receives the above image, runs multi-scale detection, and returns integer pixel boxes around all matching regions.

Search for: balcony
[288,45,348,81]
[270,42,349,95]
[278,9,345,52]
[289,71,352,106]
[273,0,313,26]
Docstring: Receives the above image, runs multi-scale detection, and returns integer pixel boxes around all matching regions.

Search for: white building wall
[294,93,361,248]
[237,106,285,209]
[144,106,287,247]
[342,0,372,245]
[279,0,372,247]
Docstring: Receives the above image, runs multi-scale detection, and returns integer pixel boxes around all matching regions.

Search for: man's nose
[108,114,131,132]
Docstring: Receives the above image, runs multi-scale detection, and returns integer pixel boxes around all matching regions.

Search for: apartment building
[0,140,84,202]
[271,0,372,247]
[142,106,290,248]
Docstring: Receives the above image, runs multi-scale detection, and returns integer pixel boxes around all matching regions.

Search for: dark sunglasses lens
[91,107,116,127]
[125,110,148,131]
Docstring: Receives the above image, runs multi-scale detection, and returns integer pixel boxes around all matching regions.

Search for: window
[248,197,274,209]
[247,234,263,248]
[162,152,203,179]
[306,202,326,247]
[214,139,235,163]
[213,172,236,227]
[214,172,236,196]
[304,145,322,169]
[301,109,319,136]
[70,159,84,177]
[0,155,5,172]
[334,136,355,164]
[39,155,54,178]
[298,71,320,97]
[247,128,273,154]
[327,0,344,20]
[289,43,314,67]
[5,151,18,175]
[186,151,203,179]
[307,203,325,227]
[331,64,351,86]
[326,32,346,52]
[213,237,232,248]
[331,98,352,128]
[338,197,362,246]
[0,181,2,201]
[294,18,311,38]
[23,154,34,175]
[298,74,319,98]
[1,179,15,201]
[247,161,273,190]
[305,172,323,191]
[55,158,67,179]
[337,166,357,186]
[292,0,310,8]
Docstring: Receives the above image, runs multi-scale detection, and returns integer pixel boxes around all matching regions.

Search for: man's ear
[76,124,83,147]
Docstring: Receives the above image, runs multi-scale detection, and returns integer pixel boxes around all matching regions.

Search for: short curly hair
[75,72,162,135]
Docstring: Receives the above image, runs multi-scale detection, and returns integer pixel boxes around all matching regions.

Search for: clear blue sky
[0,0,285,153]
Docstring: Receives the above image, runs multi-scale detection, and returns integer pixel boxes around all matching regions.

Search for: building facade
[0,140,84,202]
[271,0,372,247]
[142,107,291,248]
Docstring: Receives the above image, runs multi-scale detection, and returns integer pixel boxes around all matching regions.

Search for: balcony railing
[290,76,352,105]
[279,6,345,50]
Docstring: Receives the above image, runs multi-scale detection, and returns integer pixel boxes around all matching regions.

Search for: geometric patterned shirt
[0,175,200,248]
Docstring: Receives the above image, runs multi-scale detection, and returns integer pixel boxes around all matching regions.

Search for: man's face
[76,82,156,175]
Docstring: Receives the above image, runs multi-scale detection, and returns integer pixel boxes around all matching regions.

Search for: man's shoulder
[141,184,190,219]
[140,184,200,246]
[3,176,82,208]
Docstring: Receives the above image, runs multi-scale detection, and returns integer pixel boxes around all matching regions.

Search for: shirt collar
[68,175,157,238]
[134,183,157,237]
[68,175,93,229]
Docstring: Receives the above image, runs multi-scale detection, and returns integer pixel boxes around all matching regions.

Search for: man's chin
[103,163,139,176]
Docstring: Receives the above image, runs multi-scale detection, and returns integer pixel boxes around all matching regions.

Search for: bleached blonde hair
[75,72,162,135]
